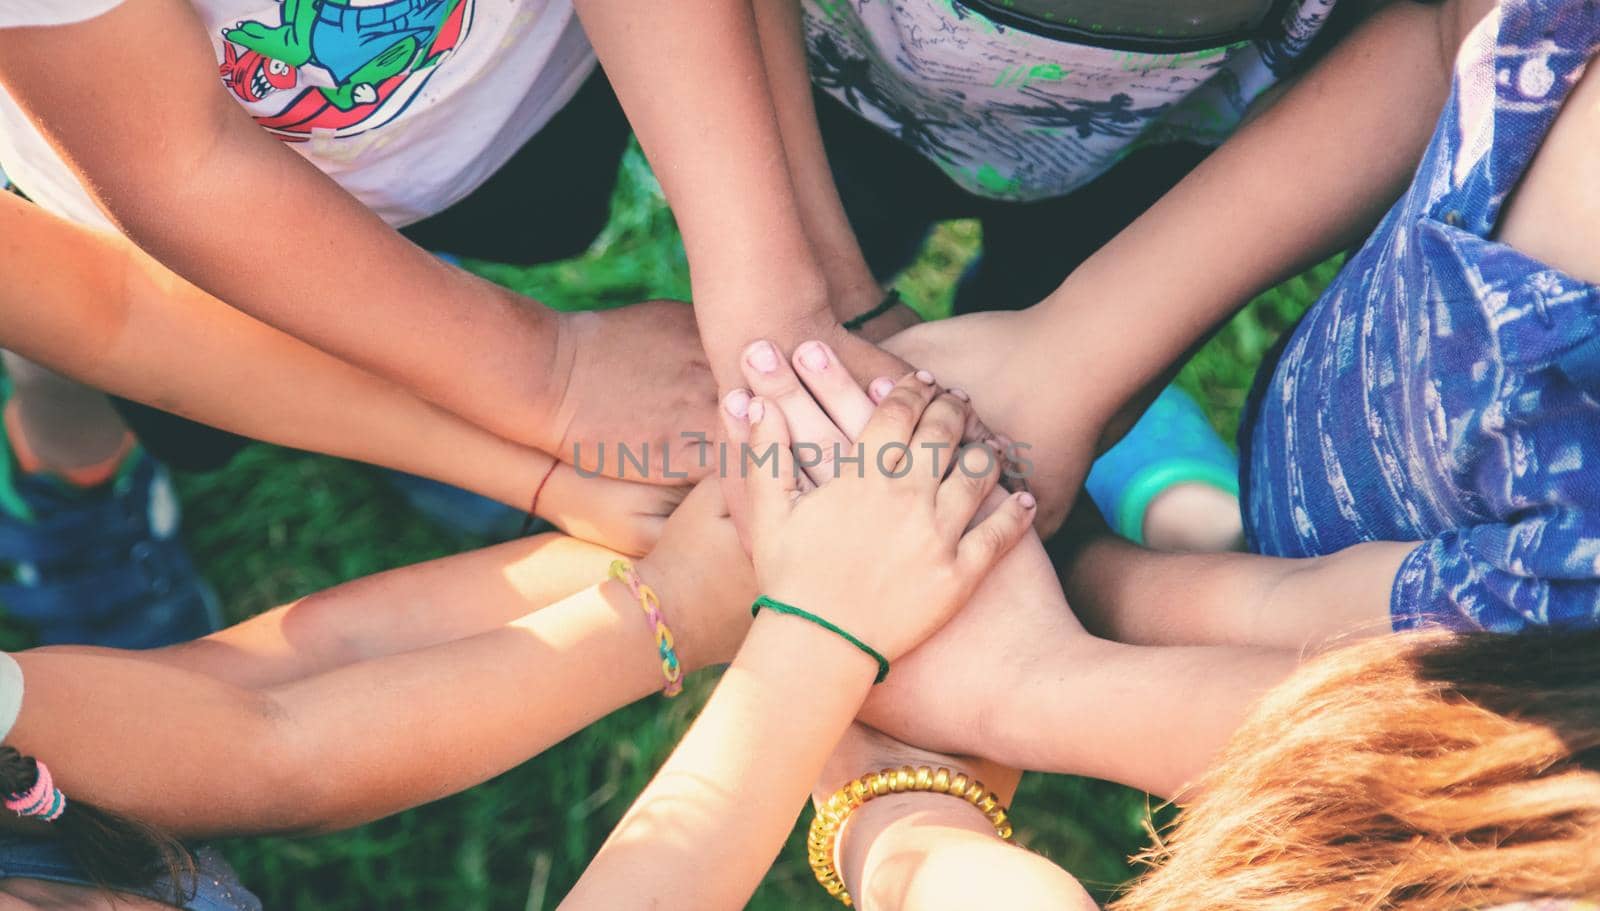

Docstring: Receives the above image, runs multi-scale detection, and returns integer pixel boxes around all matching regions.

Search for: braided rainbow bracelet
[609,560,683,697]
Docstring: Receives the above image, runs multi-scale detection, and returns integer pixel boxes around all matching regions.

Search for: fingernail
[748,398,766,423]
[915,369,935,385]
[796,340,829,372]
[870,377,895,400]
[985,437,1003,452]
[1019,492,1037,509]
[950,387,970,402]
[746,341,780,374]
[723,389,750,419]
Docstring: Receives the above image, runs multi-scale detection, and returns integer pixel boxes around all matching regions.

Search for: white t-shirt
[803,0,1339,201]
[0,0,597,228]
[0,653,21,745]
[0,0,123,26]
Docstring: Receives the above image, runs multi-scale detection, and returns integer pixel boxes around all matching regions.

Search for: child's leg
[1084,385,1243,553]
[2,354,129,476]
[1,354,220,648]
[1142,482,1247,553]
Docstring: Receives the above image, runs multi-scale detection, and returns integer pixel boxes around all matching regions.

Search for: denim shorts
[0,835,261,911]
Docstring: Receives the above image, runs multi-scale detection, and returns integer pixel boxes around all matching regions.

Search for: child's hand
[537,300,718,486]
[885,311,1097,535]
[712,338,1093,766]
[632,480,758,671]
[539,465,687,557]
[723,369,1037,663]
[856,530,1090,765]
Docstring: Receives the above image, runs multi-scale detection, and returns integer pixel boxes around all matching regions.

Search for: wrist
[828,273,889,323]
[740,609,879,692]
[632,556,715,673]
[527,308,581,454]
[1020,294,1128,429]
[694,274,836,377]
[836,792,997,905]
[842,289,923,343]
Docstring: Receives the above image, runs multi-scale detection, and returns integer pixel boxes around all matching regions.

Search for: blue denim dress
[1243,0,1600,631]
[0,837,260,911]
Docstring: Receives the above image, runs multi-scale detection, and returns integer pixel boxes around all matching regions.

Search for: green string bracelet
[842,289,914,332]
[751,596,890,683]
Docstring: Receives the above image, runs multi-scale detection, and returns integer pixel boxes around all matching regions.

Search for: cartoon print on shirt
[218,0,473,140]
[219,42,299,102]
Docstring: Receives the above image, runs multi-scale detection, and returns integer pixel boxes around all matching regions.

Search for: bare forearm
[133,533,620,688]
[1064,535,1407,651]
[10,577,673,836]
[841,796,1097,911]
[564,616,876,909]
[574,0,835,387]
[1028,1,1455,429]
[992,634,1298,797]
[750,0,881,320]
[0,197,551,508]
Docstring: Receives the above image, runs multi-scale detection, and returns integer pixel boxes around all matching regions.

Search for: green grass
[158,146,1334,909]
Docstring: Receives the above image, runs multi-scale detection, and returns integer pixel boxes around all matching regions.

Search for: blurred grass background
[130,146,1332,908]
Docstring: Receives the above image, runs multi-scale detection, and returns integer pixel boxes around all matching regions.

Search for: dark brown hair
[0,747,195,901]
[1114,629,1600,911]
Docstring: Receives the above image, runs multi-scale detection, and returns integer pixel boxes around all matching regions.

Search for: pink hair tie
[5,761,66,822]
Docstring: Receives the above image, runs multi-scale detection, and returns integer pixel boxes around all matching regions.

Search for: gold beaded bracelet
[807,765,1014,907]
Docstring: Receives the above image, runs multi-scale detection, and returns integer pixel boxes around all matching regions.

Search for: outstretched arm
[572,0,907,388]
[886,0,1477,530]
[1061,531,1408,652]
[0,193,676,554]
[9,485,757,836]
[0,0,567,452]
[11,578,677,836]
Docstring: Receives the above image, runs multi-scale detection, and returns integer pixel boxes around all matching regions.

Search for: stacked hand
[536,301,718,485]
[705,339,1093,766]
[884,311,1101,535]
[721,365,1037,665]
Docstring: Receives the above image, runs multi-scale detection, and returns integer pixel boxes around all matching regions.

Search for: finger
[935,383,1004,465]
[743,396,800,535]
[857,370,940,475]
[718,390,811,541]
[867,376,895,404]
[936,439,1006,533]
[793,340,876,439]
[718,389,757,551]
[956,491,1037,582]
[905,391,973,485]
[742,339,853,487]
[948,387,988,447]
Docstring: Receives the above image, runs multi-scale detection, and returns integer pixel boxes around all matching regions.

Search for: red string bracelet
[518,460,559,536]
